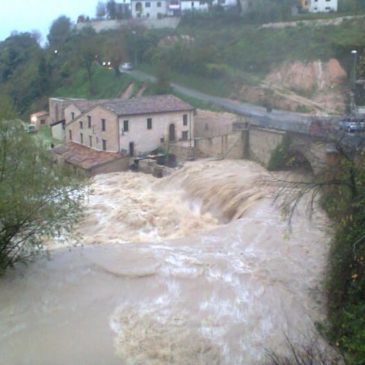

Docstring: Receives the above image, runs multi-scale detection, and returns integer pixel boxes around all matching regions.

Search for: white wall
[181,0,209,12]
[119,111,194,155]
[214,0,237,8]
[309,0,337,12]
[132,0,168,18]
[51,123,65,142]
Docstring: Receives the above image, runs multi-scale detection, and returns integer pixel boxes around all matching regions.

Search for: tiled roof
[102,94,194,116]
[31,110,48,117]
[72,100,107,113]
[52,143,126,170]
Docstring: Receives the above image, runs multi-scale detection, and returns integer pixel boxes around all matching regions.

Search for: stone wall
[76,17,180,33]
[195,132,246,159]
[167,142,194,161]
[65,106,120,153]
[249,128,285,167]
[90,157,130,176]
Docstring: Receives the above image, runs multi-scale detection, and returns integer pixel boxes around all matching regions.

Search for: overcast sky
[0,0,98,44]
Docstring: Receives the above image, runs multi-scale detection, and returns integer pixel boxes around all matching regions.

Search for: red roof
[52,143,126,170]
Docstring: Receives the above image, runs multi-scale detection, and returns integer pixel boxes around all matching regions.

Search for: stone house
[30,111,50,129]
[49,97,95,142]
[64,94,195,157]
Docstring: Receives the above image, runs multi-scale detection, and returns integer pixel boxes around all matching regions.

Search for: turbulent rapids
[0,160,330,365]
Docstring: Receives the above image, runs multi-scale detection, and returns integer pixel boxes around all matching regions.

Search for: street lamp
[351,49,358,114]
[131,30,137,66]
[351,49,358,87]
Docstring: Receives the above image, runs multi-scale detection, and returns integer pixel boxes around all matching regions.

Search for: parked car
[26,124,37,133]
[338,117,365,133]
[119,62,133,72]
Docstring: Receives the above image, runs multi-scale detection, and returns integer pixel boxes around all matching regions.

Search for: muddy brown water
[0,160,330,365]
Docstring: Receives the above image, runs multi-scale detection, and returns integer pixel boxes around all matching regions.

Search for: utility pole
[351,49,358,115]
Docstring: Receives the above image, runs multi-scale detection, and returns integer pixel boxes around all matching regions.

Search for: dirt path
[135,84,146,97]
[120,83,135,100]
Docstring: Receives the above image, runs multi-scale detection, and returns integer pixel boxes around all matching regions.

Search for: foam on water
[0,160,331,365]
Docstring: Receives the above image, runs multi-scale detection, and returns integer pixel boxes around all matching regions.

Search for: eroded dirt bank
[0,160,330,365]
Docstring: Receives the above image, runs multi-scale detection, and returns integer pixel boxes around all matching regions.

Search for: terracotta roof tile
[102,94,194,116]
[52,143,126,170]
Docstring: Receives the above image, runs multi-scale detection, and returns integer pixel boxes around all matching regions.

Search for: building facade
[63,95,194,157]
[131,0,168,18]
[30,111,50,129]
[309,0,337,12]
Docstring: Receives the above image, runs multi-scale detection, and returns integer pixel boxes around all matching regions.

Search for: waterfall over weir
[0,160,330,365]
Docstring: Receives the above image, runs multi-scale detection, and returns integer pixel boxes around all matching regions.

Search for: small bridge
[194,113,364,175]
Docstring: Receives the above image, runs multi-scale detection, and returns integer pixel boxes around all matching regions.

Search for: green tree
[101,30,128,75]
[106,0,117,19]
[276,134,365,364]
[47,16,73,49]
[0,118,86,273]
[72,27,100,94]
[155,61,172,94]
[96,1,107,18]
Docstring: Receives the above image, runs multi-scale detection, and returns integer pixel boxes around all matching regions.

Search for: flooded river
[0,160,330,365]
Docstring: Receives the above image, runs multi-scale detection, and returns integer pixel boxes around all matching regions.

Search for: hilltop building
[298,0,338,12]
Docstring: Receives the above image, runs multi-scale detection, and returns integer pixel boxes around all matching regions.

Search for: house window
[87,116,91,128]
[123,120,129,132]
[40,119,46,125]
[191,1,194,7]
[182,131,188,141]
[102,139,107,151]
[71,112,75,121]
[145,1,151,6]
[79,121,83,129]
[147,118,152,130]
[80,133,84,144]
[69,130,72,141]
[183,114,188,126]
[157,1,161,6]
[89,136,92,147]
[160,137,165,143]
[102,118,106,132]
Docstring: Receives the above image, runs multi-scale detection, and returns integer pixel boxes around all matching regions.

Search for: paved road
[127,70,365,149]
[128,69,315,133]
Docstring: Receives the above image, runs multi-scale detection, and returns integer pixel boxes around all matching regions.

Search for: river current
[0,160,330,365]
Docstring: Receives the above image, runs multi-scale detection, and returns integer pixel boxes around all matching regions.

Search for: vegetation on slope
[268,137,365,364]
[0,116,86,273]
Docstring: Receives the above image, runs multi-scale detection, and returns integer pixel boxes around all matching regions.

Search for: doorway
[169,124,176,142]
[129,142,135,156]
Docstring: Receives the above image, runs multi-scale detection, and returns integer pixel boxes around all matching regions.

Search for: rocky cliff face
[265,59,347,94]
[235,59,348,114]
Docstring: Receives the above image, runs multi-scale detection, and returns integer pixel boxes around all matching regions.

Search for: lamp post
[351,49,358,114]
[131,30,138,66]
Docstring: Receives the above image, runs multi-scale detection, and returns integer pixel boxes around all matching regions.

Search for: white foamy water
[0,160,330,365]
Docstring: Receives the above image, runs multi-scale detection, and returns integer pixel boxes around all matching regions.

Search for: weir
[0,160,331,365]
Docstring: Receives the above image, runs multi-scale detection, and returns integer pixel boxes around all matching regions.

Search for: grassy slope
[140,17,365,103]
[54,66,145,99]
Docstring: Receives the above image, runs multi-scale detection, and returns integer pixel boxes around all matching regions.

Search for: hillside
[139,15,365,114]
[1,13,365,119]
